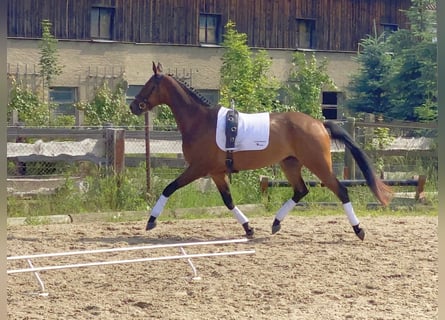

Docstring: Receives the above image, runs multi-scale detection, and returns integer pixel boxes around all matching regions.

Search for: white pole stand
[26,259,48,297]
[179,247,201,280]
[8,238,255,294]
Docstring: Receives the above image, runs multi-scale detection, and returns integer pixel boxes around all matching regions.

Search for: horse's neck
[165,83,210,135]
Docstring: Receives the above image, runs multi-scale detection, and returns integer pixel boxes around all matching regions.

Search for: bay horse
[130,62,392,240]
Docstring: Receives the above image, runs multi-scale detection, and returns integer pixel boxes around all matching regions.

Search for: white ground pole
[7,238,255,293]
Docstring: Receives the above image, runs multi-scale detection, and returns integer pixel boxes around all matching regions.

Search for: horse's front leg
[211,173,254,238]
[146,166,204,231]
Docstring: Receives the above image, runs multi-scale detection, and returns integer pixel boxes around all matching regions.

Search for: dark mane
[169,74,212,107]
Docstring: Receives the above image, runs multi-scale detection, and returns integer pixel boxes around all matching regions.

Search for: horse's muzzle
[130,101,144,115]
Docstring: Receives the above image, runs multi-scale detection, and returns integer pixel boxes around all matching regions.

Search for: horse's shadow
[78,234,270,246]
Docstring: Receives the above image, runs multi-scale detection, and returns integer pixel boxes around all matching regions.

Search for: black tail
[323,120,392,206]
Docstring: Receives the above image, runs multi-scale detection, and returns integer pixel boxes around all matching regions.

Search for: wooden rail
[259,175,427,203]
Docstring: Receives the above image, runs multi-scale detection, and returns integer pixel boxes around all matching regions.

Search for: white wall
[7,38,359,109]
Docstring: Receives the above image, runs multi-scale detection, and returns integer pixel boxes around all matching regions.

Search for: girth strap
[225,107,239,175]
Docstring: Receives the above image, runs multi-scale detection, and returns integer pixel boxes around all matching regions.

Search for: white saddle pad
[216,107,270,151]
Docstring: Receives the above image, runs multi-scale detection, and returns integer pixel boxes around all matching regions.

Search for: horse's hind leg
[211,173,254,238]
[326,179,364,240]
[307,162,365,240]
[272,157,309,234]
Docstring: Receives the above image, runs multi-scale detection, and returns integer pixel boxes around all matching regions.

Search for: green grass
[142,203,437,230]
[7,165,438,222]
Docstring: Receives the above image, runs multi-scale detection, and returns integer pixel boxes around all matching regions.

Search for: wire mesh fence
[6,121,437,217]
[7,122,437,178]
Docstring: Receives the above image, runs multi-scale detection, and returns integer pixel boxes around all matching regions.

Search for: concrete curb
[7,204,265,226]
[7,214,73,226]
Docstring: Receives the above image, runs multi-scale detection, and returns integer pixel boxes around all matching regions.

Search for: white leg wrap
[343,202,360,226]
[151,195,168,217]
[231,206,249,225]
[275,199,297,221]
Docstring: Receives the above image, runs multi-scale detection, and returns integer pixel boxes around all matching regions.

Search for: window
[322,91,341,120]
[432,25,437,43]
[199,14,222,45]
[322,92,338,105]
[426,6,437,43]
[91,6,114,40]
[126,85,144,106]
[50,87,77,115]
[381,23,398,39]
[197,89,219,106]
[296,19,315,49]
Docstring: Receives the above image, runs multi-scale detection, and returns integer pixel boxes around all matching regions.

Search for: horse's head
[130,62,165,115]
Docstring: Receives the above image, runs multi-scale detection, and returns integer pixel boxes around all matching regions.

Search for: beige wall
[7,38,358,101]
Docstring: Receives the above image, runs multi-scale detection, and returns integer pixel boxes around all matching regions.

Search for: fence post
[363,113,375,147]
[344,117,356,179]
[11,110,19,125]
[105,127,125,175]
[259,176,269,195]
[14,122,27,176]
[75,109,84,127]
[144,112,151,194]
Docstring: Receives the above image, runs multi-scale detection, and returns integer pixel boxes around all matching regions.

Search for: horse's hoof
[271,219,281,234]
[353,225,365,241]
[245,228,255,239]
[146,221,157,231]
[242,222,254,238]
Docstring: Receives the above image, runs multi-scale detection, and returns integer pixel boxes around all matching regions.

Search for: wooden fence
[7,126,186,175]
[339,118,436,179]
[259,175,428,207]
[6,120,437,196]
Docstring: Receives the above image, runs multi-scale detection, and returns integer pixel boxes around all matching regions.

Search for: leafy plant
[39,20,62,118]
[346,0,437,122]
[346,32,392,116]
[364,127,394,174]
[282,52,336,119]
[219,21,280,112]
[51,115,76,127]
[39,19,63,100]
[386,28,437,121]
[152,106,177,129]
[7,19,64,126]
[76,80,144,127]
[7,77,50,126]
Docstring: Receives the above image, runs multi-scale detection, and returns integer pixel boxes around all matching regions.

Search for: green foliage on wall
[219,21,280,113]
[7,77,50,126]
[76,81,144,127]
[283,52,336,119]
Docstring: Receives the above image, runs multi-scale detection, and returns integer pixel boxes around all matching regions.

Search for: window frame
[199,13,222,45]
[296,18,316,49]
[49,87,78,116]
[381,23,398,39]
[321,91,344,120]
[91,6,115,40]
[195,89,220,106]
[125,85,144,106]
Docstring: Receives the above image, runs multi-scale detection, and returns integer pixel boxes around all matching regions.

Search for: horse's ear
[157,62,163,73]
[152,62,163,75]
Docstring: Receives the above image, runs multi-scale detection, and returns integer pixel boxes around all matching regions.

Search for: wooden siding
[7,0,411,51]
